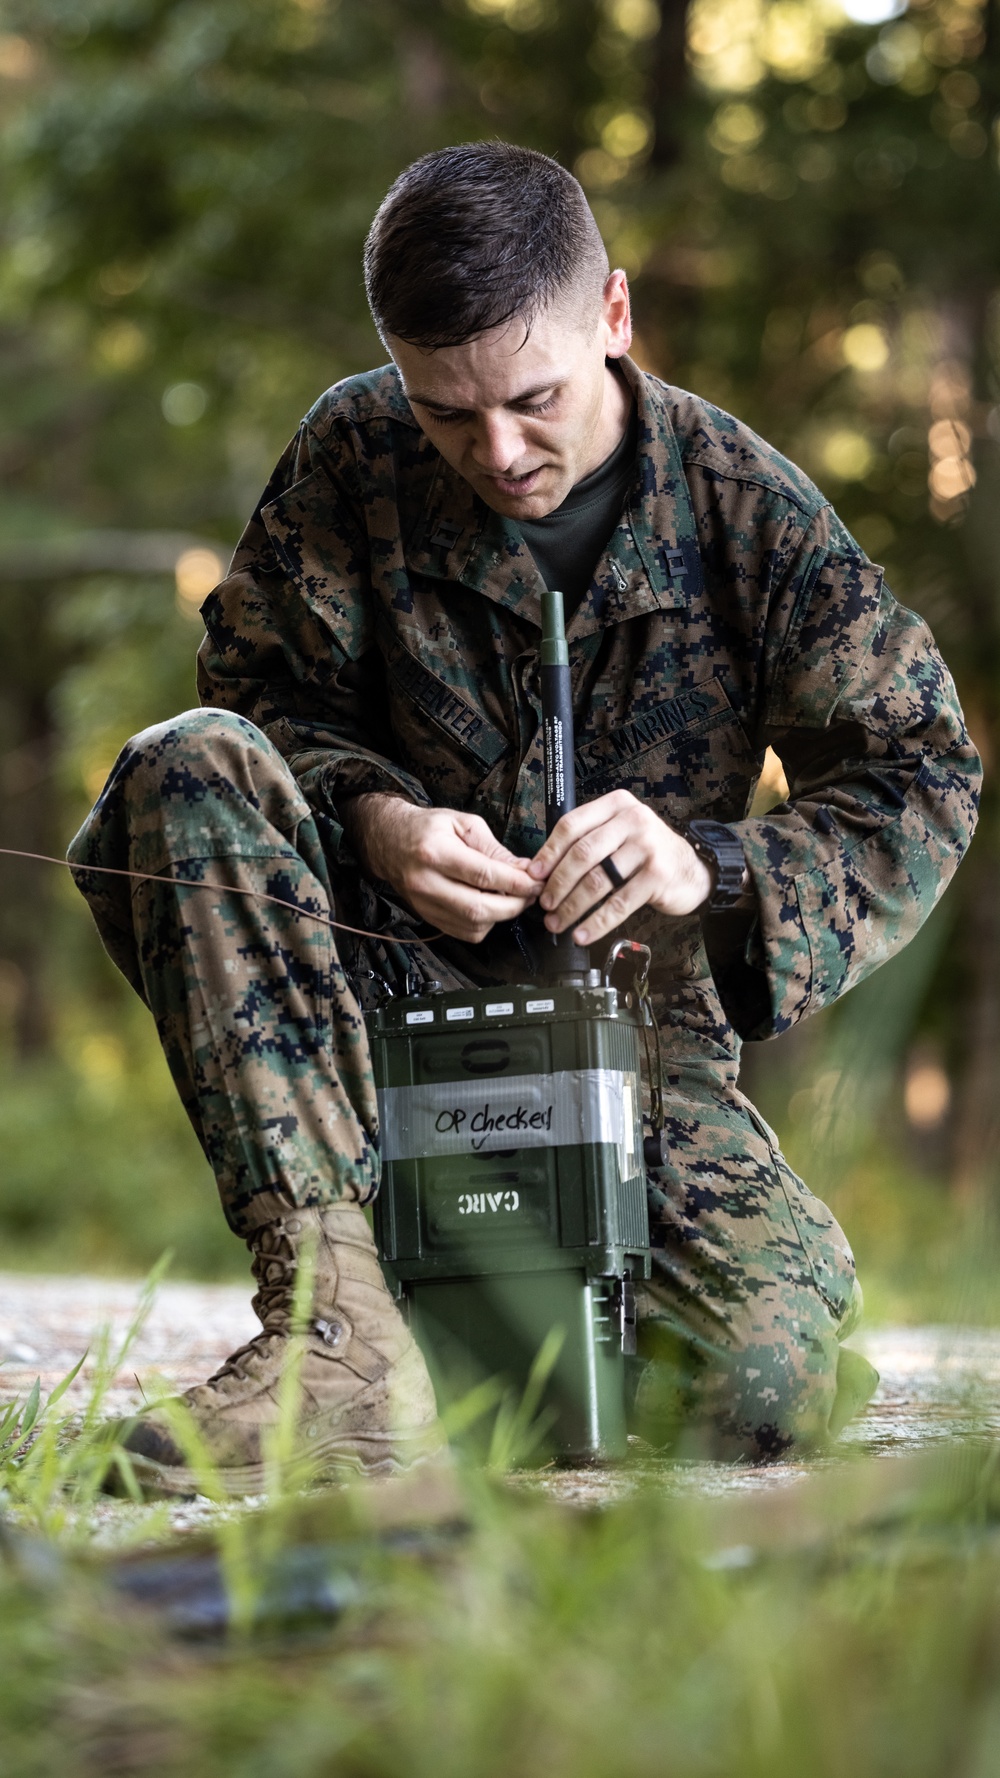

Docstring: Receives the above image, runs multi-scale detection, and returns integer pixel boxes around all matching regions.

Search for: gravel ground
[2,1270,999,1525]
[0,1270,258,1419]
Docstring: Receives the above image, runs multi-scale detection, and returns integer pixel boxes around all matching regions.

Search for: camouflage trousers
[68,708,868,1458]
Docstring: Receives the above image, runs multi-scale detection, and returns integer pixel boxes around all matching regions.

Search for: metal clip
[611,1276,638,1355]
[360,967,394,1004]
[602,939,651,992]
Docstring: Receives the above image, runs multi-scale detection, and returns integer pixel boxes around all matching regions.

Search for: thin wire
[2,844,666,1126]
[0,845,441,949]
[637,972,665,1135]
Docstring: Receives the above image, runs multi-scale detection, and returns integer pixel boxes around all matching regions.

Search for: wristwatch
[684,820,748,912]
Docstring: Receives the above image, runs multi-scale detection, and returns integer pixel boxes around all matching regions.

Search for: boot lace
[249,1219,299,1332]
[198,1221,300,1388]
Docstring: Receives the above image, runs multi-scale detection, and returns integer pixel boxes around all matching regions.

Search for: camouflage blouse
[198,356,981,1051]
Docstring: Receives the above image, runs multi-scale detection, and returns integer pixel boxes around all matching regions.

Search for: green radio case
[368,978,651,1462]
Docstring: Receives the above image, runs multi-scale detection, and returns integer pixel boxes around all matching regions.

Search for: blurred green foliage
[9,1439,1000,1773]
[0,0,997,1289]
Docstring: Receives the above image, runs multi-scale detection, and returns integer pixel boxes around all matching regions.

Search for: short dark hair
[364,141,609,350]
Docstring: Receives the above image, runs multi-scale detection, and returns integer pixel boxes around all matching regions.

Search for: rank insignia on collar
[663,548,685,581]
[611,562,628,592]
[430,520,463,552]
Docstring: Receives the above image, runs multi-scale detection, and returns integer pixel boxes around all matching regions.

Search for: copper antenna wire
[0,846,443,949]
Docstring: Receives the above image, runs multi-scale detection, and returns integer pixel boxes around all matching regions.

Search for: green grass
[3,1282,1000,1777]
[4,1398,1000,1775]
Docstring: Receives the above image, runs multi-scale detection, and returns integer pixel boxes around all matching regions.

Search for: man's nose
[469,412,525,474]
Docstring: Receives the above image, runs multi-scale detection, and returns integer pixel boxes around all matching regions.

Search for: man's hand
[343,794,539,944]
[527,789,712,948]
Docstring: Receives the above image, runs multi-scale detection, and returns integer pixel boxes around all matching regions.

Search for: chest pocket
[574,676,758,822]
[385,637,512,806]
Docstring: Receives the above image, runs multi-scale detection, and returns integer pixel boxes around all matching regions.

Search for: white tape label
[378,1068,638,1161]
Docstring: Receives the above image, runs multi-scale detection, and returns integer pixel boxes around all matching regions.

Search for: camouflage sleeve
[720,512,982,1039]
[196,423,431,819]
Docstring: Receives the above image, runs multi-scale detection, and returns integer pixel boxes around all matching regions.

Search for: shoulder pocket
[772,550,885,729]
[262,468,373,663]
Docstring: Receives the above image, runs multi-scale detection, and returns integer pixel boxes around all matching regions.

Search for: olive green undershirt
[517,399,638,619]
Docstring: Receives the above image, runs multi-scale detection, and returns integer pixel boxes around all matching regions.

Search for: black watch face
[686,821,744,907]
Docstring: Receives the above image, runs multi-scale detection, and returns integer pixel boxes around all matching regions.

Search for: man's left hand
[527,789,712,947]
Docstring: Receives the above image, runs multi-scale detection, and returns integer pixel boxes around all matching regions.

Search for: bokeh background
[0,0,995,1315]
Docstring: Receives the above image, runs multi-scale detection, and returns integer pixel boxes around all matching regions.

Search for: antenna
[540,589,592,984]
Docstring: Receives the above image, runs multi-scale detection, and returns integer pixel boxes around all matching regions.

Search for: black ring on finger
[600,854,628,892]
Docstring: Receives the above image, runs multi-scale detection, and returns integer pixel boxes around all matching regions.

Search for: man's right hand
[342,794,539,944]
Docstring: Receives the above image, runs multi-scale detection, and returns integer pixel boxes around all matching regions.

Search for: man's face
[386,270,632,520]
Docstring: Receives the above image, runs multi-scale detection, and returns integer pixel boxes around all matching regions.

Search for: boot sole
[106,1424,447,1501]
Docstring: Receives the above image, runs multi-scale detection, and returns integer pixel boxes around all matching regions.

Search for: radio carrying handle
[602,939,651,993]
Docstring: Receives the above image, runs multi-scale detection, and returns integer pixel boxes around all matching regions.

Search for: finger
[571,865,658,949]
[458,814,534,869]
[539,811,644,916]
[473,891,537,924]
[417,828,538,900]
[407,857,532,919]
[528,792,634,880]
[410,879,535,942]
[455,850,539,898]
[444,817,537,887]
[543,837,646,933]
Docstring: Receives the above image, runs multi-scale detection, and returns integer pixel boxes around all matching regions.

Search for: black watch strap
[684,820,747,911]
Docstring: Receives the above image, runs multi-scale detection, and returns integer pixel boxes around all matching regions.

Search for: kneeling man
[70,141,980,1490]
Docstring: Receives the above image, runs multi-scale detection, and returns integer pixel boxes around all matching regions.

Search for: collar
[401,355,701,635]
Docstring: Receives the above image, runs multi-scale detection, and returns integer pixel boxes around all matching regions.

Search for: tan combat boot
[112,1201,443,1497]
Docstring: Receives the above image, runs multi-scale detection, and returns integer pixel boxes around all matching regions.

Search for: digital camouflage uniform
[70,355,981,1457]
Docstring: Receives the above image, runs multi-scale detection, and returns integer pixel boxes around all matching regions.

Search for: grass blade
[45,1350,88,1412]
[17,1377,41,1442]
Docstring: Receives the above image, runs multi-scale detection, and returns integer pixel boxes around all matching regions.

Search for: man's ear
[600,268,632,360]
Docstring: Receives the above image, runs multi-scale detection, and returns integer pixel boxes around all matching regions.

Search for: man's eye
[422,394,557,425]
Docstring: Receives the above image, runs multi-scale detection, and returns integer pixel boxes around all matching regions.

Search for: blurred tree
[0,574,65,1052]
[0,0,644,1050]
